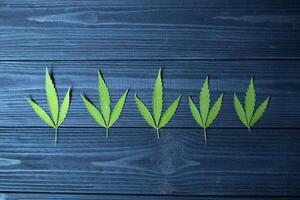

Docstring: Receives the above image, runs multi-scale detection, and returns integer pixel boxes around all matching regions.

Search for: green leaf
[135,94,156,129]
[26,97,55,128]
[206,93,223,127]
[152,68,163,126]
[234,93,248,127]
[234,78,270,131]
[81,95,106,127]
[188,96,204,128]
[45,68,59,125]
[26,67,72,144]
[57,88,71,127]
[189,77,223,145]
[159,95,181,128]
[98,71,110,125]
[200,76,210,125]
[82,71,129,137]
[244,78,256,124]
[108,90,128,127]
[135,68,181,138]
[250,97,270,127]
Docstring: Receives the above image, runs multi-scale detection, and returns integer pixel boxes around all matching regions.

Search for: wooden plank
[0,128,299,195]
[0,0,300,60]
[1,193,298,200]
[0,61,299,128]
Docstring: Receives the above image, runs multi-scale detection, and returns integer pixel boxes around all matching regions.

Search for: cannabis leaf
[234,78,270,132]
[135,68,181,139]
[188,76,223,144]
[26,68,71,144]
[81,71,128,137]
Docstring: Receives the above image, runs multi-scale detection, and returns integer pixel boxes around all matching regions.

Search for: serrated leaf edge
[81,94,106,128]
[152,68,163,127]
[25,97,56,128]
[158,95,181,128]
[188,96,204,128]
[45,67,59,126]
[206,93,223,128]
[249,96,270,128]
[135,94,156,129]
[244,78,256,125]
[199,76,210,125]
[98,71,111,126]
[108,89,128,128]
[57,88,71,127]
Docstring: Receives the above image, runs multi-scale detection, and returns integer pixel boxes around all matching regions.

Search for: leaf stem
[203,128,207,145]
[54,128,58,145]
[156,128,160,139]
[106,128,109,138]
[247,127,251,133]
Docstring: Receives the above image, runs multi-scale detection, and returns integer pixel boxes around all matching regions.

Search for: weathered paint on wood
[0,0,299,199]
[0,61,298,128]
[1,193,298,200]
[0,128,299,195]
[0,0,299,60]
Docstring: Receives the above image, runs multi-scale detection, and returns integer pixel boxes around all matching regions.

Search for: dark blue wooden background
[0,0,300,199]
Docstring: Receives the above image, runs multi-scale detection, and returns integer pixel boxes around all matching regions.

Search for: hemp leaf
[26,68,71,144]
[234,78,270,132]
[135,68,181,139]
[188,76,223,144]
[81,71,128,137]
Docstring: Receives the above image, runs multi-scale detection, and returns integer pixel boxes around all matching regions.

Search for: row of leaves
[26,68,270,144]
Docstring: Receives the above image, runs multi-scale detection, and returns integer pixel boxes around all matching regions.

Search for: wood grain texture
[0,0,300,60]
[0,61,298,128]
[1,193,298,200]
[1,0,299,198]
[0,128,299,195]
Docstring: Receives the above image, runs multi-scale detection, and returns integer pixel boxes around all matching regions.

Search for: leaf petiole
[54,128,58,145]
[188,77,223,145]
[233,78,270,132]
[135,69,181,139]
[203,128,207,145]
[156,128,160,139]
[82,71,128,138]
[26,68,71,145]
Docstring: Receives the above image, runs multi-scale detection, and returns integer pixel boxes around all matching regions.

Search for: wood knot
[159,181,174,194]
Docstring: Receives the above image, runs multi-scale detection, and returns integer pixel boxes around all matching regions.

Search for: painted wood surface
[0,0,300,60]
[0,128,299,195]
[1,193,299,200]
[2,193,299,200]
[0,0,299,199]
[0,61,299,128]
